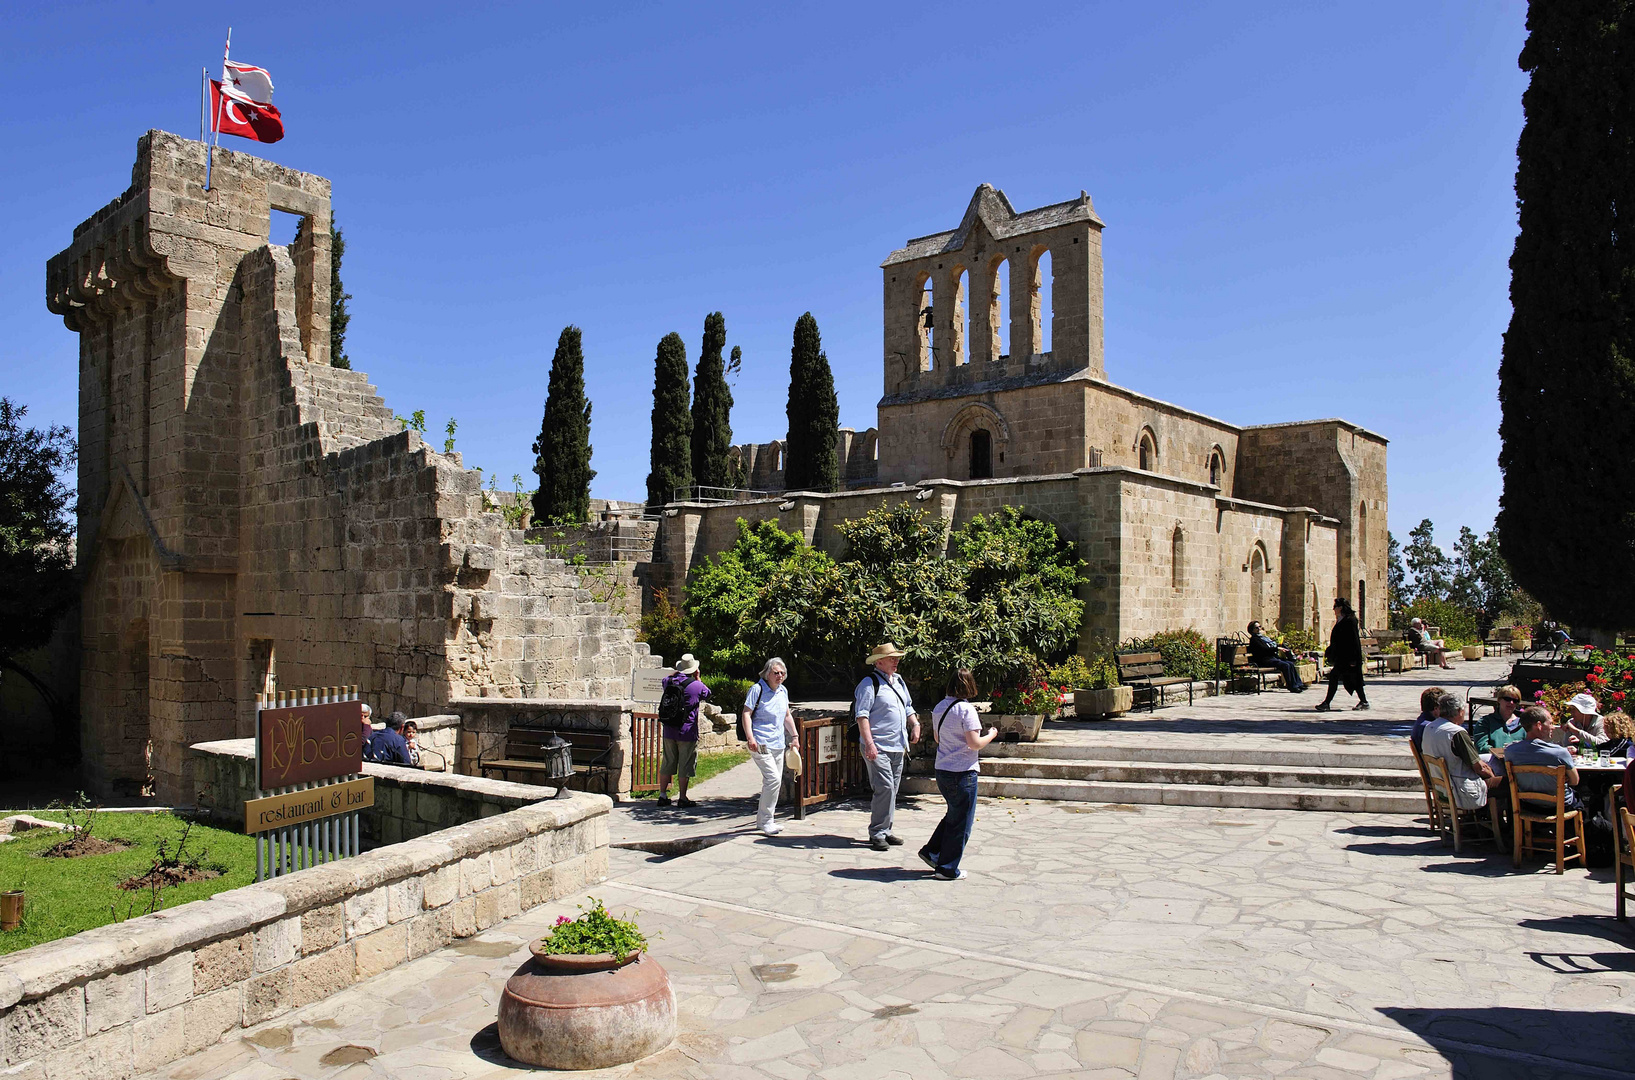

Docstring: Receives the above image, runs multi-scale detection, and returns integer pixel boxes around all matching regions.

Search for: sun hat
[866,642,908,666]
[1567,692,1601,718]
[674,653,701,675]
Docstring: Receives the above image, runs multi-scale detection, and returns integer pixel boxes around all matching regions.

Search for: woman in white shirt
[917,669,997,880]
[742,657,797,835]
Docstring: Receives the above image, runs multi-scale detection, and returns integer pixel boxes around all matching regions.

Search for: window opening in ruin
[1250,546,1267,625]
[969,429,993,479]
[991,257,1010,360]
[956,268,970,365]
[268,208,304,247]
[1035,249,1053,355]
[1138,429,1157,472]
[774,445,784,472]
[1358,579,1367,622]
[917,275,934,371]
[1172,526,1185,589]
[1209,450,1224,487]
[1357,500,1368,564]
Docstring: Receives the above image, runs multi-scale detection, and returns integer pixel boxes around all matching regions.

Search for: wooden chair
[1614,784,1634,920]
[1422,755,1502,853]
[1507,763,1586,873]
[1407,741,1444,834]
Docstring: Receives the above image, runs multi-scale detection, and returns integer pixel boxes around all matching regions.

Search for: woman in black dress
[1316,597,1370,711]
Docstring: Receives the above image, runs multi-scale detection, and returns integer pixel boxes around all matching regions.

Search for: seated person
[1410,685,1446,752]
[1407,618,1453,669]
[1503,706,1583,811]
[364,711,412,765]
[1421,693,1501,809]
[1472,685,1526,754]
[402,720,423,767]
[1556,693,1607,748]
[1246,621,1306,693]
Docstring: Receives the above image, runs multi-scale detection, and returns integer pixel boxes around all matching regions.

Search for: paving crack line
[605,880,1635,1079]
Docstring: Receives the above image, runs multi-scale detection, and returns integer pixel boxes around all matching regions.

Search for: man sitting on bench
[1247,622,1306,693]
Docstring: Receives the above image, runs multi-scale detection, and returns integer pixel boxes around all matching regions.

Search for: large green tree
[330,222,352,369]
[646,332,692,507]
[531,325,596,524]
[0,399,78,734]
[783,312,839,492]
[690,312,735,490]
[1497,1,1635,630]
[1403,519,1452,602]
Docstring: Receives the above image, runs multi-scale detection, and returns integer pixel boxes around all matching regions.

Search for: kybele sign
[252,686,372,880]
[246,777,374,834]
[257,698,366,789]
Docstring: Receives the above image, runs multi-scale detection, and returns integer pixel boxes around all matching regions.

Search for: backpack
[657,677,692,728]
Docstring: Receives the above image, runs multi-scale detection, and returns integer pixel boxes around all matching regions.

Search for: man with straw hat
[854,642,920,851]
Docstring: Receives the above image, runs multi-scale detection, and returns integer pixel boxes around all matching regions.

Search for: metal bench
[1115,650,1194,711]
[479,727,613,792]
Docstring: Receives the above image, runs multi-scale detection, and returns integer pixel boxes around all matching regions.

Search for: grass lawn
[0,811,256,956]
[625,749,750,799]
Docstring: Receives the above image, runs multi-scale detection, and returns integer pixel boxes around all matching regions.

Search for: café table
[1573,753,1628,866]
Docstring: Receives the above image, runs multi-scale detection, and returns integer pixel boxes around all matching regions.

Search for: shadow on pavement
[1377,1007,1634,1079]
[828,866,928,883]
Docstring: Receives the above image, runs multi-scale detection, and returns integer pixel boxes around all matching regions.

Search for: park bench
[1216,639,1280,694]
[1485,627,1513,656]
[478,727,613,792]
[1115,650,1195,711]
[1359,637,1389,676]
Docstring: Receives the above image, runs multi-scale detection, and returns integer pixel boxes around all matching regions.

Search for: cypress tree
[646,332,693,506]
[690,312,735,490]
[530,325,596,525]
[1497,1,1635,631]
[330,222,352,369]
[783,312,840,492]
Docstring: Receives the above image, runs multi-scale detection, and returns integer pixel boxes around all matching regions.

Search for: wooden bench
[1485,627,1513,656]
[1359,637,1389,676]
[1115,651,1194,712]
[479,727,614,792]
[1215,639,1280,694]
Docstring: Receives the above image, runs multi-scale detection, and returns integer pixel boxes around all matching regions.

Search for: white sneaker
[759,823,783,836]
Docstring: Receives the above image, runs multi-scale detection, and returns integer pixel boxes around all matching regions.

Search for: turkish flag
[210,79,283,143]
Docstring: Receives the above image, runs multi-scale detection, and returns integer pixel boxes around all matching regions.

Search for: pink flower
[1534,691,1545,700]
[555,915,571,926]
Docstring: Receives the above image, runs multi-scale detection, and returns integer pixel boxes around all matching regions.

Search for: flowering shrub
[991,669,1068,716]
[1048,654,1119,691]
[1537,646,1635,717]
[536,898,649,960]
[1122,628,1214,681]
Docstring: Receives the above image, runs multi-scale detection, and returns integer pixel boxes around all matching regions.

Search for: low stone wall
[452,698,633,792]
[0,792,609,1079]
[189,740,550,845]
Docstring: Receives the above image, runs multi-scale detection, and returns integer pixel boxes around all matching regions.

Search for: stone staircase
[903,736,1425,814]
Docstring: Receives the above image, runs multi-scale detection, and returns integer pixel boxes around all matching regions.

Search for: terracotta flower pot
[1461,645,1484,661]
[499,949,675,1069]
[1074,685,1133,719]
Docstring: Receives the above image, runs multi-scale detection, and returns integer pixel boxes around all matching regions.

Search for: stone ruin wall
[726,426,880,493]
[49,131,652,802]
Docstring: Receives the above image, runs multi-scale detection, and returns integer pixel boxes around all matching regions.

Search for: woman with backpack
[656,654,711,807]
[742,657,798,835]
[918,668,998,881]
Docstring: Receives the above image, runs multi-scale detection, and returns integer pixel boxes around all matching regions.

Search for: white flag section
[221,60,274,106]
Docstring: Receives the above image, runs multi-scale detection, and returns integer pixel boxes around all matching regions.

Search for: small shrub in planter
[536,899,649,961]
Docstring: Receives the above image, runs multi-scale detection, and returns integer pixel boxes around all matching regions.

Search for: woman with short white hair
[742,658,797,836]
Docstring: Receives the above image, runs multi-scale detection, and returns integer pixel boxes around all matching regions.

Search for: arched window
[1138,428,1157,472]
[969,429,993,479]
[1171,525,1185,589]
[1357,500,1368,563]
[1249,545,1267,624]
[1033,249,1054,356]
[990,257,1010,361]
[1358,580,1367,626]
[1209,449,1225,488]
[955,267,970,365]
[772,442,784,473]
[916,274,933,371]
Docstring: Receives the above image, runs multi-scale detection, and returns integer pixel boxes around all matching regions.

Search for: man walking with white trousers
[742,657,798,836]
[854,643,920,851]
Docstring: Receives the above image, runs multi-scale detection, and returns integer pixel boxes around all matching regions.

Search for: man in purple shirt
[657,654,710,808]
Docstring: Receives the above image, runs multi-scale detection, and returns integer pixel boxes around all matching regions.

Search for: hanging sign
[257,700,367,789]
[817,726,841,765]
[246,777,374,834]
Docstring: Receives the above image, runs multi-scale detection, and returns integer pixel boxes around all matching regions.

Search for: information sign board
[246,777,374,834]
[632,667,675,703]
[257,700,366,789]
[817,726,841,764]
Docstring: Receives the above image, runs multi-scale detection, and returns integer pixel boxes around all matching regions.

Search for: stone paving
[133,768,1635,1080]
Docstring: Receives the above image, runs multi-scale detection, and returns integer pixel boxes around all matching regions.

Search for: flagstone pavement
[136,782,1635,1080]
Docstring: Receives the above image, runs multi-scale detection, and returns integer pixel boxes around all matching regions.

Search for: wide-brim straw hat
[866,642,907,666]
[674,653,701,675]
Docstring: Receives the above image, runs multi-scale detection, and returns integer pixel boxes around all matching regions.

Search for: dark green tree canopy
[0,399,77,673]
[646,332,693,507]
[1497,1,1635,628]
[690,312,735,490]
[330,222,351,369]
[783,312,839,492]
[531,325,596,525]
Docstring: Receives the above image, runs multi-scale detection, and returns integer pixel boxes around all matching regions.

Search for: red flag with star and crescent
[211,59,283,143]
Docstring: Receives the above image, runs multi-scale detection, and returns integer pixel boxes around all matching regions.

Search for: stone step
[902,774,1423,814]
[977,756,1422,791]
[991,739,1414,772]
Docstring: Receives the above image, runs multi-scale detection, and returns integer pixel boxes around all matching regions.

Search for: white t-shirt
[932,697,982,772]
[744,680,790,750]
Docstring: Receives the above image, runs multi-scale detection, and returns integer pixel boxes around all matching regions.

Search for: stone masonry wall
[0,794,609,1079]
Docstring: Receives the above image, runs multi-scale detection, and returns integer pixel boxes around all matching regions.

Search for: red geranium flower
[1615,691,1627,702]
[1594,666,1605,674]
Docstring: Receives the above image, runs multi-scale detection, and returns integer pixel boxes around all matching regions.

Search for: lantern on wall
[540,733,574,798]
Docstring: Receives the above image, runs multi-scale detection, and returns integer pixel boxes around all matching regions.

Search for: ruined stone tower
[48,131,652,801]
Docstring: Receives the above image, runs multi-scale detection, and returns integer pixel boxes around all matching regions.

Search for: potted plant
[498,899,675,1070]
[1069,657,1133,720]
[1381,640,1415,673]
[987,670,1062,740]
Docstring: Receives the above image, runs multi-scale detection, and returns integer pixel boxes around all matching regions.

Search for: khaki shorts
[661,738,698,778]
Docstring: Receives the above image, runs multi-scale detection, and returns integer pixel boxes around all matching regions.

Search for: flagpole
[199,68,206,143]
[205,28,230,192]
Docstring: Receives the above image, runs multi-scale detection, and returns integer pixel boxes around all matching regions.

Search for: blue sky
[2,2,1528,551]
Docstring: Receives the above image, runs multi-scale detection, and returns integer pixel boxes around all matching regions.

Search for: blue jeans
[922,769,978,874]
